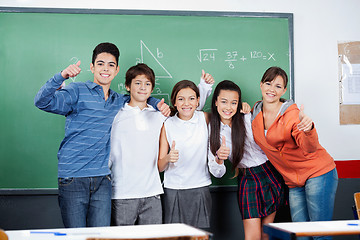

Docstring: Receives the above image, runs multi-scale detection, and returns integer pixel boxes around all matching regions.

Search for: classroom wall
[1,0,359,162]
[0,0,359,239]
[1,179,360,240]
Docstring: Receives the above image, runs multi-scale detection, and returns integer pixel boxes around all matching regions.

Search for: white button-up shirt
[208,113,268,178]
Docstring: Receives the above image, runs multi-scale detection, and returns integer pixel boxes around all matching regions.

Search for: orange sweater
[251,101,336,188]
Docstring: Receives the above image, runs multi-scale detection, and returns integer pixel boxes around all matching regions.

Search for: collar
[174,110,199,124]
[220,121,231,130]
[123,103,155,112]
[85,80,116,98]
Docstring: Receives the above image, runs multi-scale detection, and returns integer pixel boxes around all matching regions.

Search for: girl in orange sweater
[251,67,337,240]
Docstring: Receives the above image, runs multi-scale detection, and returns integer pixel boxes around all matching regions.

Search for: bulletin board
[338,41,360,125]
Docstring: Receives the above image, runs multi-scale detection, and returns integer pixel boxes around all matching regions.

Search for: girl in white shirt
[158,77,214,229]
[208,80,286,240]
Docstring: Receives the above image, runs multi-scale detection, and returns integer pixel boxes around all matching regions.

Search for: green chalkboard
[0,8,293,188]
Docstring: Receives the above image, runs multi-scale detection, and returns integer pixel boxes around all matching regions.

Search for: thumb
[299,104,305,120]
[221,135,226,147]
[76,60,81,67]
[171,140,176,150]
[201,69,205,79]
[158,98,165,106]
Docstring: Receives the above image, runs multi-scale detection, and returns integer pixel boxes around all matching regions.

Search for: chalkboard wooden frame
[0,7,294,190]
[0,7,294,98]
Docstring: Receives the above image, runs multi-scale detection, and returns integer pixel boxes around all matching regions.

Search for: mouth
[182,107,192,112]
[100,73,110,78]
[222,110,233,116]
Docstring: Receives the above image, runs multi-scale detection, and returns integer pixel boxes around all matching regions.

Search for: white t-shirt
[208,113,268,178]
[163,111,212,189]
[109,103,166,199]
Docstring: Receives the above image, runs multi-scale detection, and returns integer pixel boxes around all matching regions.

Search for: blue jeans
[58,175,112,228]
[289,168,338,240]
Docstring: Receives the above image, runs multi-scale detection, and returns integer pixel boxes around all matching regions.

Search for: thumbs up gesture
[168,140,179,163]
[216,136,231,162]
[61,60,81,79]
[201,69,215,85]
[297,104,313,132]
[157,98,171,117]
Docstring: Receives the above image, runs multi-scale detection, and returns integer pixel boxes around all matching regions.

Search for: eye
[221,100,226,104]
[109,63,115,67]
[232,102,237,105]
[190,97,196,101]
[276,85,283,89]
[146,82,151,86]
[265,82,271,86]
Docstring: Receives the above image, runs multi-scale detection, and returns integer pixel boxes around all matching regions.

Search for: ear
[115,65,120,76]
[125,84,130,92]
[90,63,94,73]
[281,87,287,97]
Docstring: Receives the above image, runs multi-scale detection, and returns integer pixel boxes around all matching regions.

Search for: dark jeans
[58,175,112,228]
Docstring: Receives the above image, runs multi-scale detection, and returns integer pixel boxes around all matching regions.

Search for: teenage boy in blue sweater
[34,42,170,228]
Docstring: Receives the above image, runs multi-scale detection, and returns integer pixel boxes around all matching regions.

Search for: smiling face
[260,75,287,104]
[126,74,153,107]
[215,90,239,125]
[174,87,199,121]
[90,52,119,88]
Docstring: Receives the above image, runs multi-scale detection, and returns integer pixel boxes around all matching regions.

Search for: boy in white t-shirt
[109,63,166,225]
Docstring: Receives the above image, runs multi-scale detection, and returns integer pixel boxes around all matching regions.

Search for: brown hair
[261,66,288,88]
[125,63,155,90]
[170,80,199,116]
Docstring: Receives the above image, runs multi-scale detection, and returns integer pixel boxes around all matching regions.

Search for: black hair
[209,80,246,172]
[92,42,120,66]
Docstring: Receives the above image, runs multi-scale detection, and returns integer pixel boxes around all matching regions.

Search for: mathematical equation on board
[197,49,277,69]
[65,41,279,100]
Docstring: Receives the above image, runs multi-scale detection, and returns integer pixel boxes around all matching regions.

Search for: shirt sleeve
[34,72,78,116]
[197,77,213,111]
[290,108,319,153]
[208,141,226,178]
[147,96,161,111]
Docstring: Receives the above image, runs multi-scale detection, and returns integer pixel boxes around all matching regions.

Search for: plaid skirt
[238,160,287,219]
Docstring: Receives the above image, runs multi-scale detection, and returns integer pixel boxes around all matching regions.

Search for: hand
[216,136,230,161]
[157,98,171,117]
[61,61,81,79]
[240,102,251,114]
[298,104,313,132]
[201,69,215,84]
[168,141,179,163]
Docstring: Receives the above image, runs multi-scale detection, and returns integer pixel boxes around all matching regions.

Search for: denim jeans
[289,168,338,240]
[58,175,112,228]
